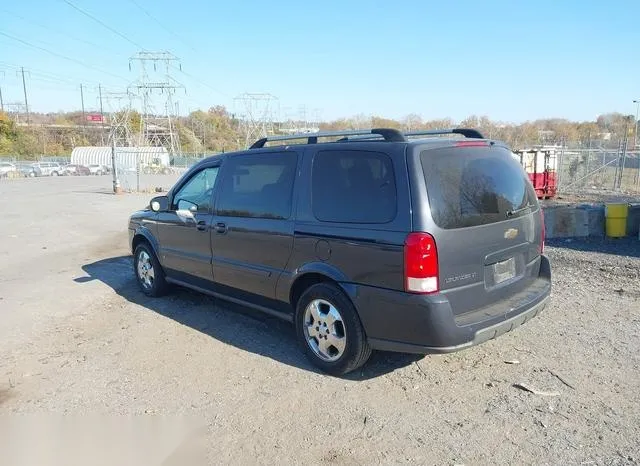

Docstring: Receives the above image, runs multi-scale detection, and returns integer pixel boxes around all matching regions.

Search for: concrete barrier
[626,203,640,237]
[543,202,639,239]
[543,204,605,239]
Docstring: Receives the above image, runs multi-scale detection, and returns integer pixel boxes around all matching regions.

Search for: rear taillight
[404,232,439,294]
[539,208,545,254]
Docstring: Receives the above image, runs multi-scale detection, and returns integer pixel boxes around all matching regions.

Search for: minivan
[128,128,551,374]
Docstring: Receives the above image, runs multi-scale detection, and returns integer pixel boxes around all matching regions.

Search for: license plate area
[492,257,516,284]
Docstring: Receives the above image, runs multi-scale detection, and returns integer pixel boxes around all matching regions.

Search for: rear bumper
[350,255,551,354]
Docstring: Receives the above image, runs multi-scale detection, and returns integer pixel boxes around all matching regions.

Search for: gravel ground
[1,177,639,465]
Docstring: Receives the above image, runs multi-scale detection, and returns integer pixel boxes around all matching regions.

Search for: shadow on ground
[75,256,422,380]
[546,237,640,258]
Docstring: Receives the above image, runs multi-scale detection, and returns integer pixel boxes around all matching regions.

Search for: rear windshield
[421,145,537,229]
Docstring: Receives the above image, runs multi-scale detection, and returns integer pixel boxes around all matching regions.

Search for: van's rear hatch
[417,142,545,321]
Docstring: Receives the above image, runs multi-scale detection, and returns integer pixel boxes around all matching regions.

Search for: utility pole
[633,100,639,149]
[20,67,30,125]
[0,70,4,112]
[111,137,121,194]
[80,84,86,136]
[98,84,105,145]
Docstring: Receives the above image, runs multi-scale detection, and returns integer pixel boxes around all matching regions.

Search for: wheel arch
[287,263,357,310]
[131,227,160,259]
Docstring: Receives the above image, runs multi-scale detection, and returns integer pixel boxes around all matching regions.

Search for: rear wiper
[506,204,533,217]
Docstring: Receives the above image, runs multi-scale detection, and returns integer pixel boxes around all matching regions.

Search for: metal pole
[111,138,120,193]
[613,142,619,190]
[20,67,30,125]
[98,84,105,145]
[0,86,4,112]
[633,100,639,149]
[620,129,628,190]
[585,133,591,188]
[136,151,140,193]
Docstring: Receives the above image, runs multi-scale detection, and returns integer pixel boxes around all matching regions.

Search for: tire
[295,282,372,375]
[133,243,169,297]
[51,171,59,177]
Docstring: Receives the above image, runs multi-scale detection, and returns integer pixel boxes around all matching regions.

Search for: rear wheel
[51,171,59,177]
[134,243,168,297]
[295,283,371,375]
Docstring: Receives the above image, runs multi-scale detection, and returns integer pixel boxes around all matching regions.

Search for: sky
[0,0,639,123]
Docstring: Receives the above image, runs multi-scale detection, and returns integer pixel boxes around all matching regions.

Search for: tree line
[0,107,636,160]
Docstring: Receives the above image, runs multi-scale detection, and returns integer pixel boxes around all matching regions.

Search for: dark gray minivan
[129,128,551,375]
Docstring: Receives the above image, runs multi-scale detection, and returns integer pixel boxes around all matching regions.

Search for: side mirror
[176,199,198,212]
[149,195,169,212]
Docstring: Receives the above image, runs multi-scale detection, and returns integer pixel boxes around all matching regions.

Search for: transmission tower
[103,90,137,147]
[234,93,279,147]
[6,102,26,124]
[277,104,321,135]
[129,51,184,156]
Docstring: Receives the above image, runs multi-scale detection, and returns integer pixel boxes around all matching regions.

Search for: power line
[0,62,104,88]
[169,64,229,99]
[0,31,129,82]
[61,0,146,50]
[0,7,124,56]
[126,0,197,52]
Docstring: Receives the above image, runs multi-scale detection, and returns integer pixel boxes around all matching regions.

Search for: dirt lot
[1,176,639,465]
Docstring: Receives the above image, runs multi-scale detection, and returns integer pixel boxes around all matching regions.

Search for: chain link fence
[556,147,640,195]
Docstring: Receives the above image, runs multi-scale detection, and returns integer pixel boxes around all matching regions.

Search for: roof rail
[336,134,385,142]
[405,128,485,139]
[249,128,406,149]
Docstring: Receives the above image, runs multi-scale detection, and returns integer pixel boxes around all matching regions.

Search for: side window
[216,152,297,219]
[312,150,397,223]
[172,167,219,212]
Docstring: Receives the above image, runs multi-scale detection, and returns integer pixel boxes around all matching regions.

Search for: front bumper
[351,255,551,354]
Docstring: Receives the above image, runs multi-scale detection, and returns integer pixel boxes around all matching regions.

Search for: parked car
[128,128,551,375]
[88,164,108,175]
[16,163,37,178]
[0,162,16,177]
[33,162,63,177]
[63,164,91,176]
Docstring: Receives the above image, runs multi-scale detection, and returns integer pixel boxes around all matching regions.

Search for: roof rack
[249,128,406,149]
[405,128,485,139]
[249,127,485,149]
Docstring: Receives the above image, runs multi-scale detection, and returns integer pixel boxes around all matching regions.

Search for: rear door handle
[196,220,208,231]
[213,222,227,233]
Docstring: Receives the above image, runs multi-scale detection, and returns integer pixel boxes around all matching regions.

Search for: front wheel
[51,171,59,177]
[295,283,372,375]
[133,243,168,297]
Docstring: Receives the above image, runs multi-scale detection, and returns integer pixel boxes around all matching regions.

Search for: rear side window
[422,146,537,229]
[216,152,297,219]
[312,150,397,223]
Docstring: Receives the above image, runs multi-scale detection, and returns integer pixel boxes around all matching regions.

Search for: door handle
[213,222,227,233]
[196,220,208,231]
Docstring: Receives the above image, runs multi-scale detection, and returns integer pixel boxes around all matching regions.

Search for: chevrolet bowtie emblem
[504,228,518,239]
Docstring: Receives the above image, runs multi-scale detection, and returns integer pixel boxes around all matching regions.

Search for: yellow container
[605,203,628,238]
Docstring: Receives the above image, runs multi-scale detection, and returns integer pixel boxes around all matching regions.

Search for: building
[70,146,170,170]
